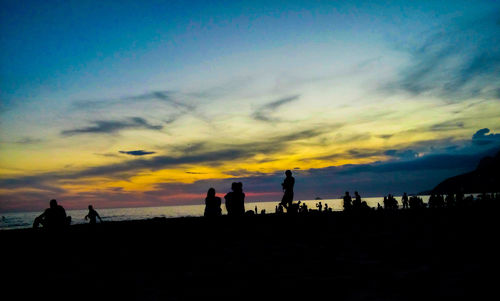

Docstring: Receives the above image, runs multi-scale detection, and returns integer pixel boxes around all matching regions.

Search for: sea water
[0,196,431,230]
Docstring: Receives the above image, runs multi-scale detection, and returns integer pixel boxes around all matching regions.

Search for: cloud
[15,137,43,144]
[252,95,300,122]
[125,91,195,111]
[430,120,465,131]
[384,149,419,160]
[71,90,199,126]
[386,11,500,101]
[61,117,163,136]
[3,132,499,209]
[0,126,335,192]
[119,150,156,156]
[472,128,500,145]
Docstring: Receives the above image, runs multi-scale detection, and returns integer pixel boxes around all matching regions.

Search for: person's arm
[97,212,103,222]
[38,210,47,219]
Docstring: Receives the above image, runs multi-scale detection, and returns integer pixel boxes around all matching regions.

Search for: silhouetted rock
[433,150,500,193]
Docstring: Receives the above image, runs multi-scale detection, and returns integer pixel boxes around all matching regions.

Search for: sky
[1,0,500,212]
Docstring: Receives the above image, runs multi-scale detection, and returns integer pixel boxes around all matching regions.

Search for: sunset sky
[1,0,500,212]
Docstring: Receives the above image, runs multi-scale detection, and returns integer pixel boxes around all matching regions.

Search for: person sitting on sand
[33,199,70,230]
[343,191,352,211]
[279,170,295,210]
[204,188,222,217]
[85,205,103,224]
[225,182,245,216]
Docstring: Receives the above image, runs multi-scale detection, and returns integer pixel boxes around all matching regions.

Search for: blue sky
[1,0,499,211]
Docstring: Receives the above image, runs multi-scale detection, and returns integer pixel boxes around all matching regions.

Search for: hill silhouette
[433,150,500,193]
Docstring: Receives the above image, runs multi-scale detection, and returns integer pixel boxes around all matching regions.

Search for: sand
[1,207,497,300]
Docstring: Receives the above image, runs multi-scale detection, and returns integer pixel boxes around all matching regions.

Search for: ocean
[0,196,431,230]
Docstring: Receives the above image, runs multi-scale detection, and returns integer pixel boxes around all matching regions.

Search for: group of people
[204,170,296,217]
[342,191,370,211]
[34,170,500,228]
[204,182,246,217]
[33,199,102,230]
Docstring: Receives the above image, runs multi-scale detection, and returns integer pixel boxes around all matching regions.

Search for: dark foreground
[1,207,498,301]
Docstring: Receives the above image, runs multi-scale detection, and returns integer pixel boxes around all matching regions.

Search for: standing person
[85,205,103,224]
[343,192,352,211]
[33,199,69,230]
[225,182,245,216]
[402,192,409,209]
[279,170,295,210]
[204,188,222,217]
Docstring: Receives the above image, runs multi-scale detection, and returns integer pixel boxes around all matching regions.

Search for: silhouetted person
[277,204,284,214]
[85,205,103,224]
[445,193,455,208]
[353,191,362,209]
[33,199,69,230]
[402,193,409,209]
[299,201,308,213]
[409,195,425,209]
[204,188,222,217]
[428,194,437,208]
[280,170,295,211]
[225,182,245,216]
[343,192,352,211]
[385,194,397,210]
[316,202,323,212]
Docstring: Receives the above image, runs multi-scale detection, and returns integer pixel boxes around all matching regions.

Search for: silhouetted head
[207,187,216,198]
[355,191,359,196]
[285,170,292,177]
[50,199,57,208]
[345,191,350,195]
[231,182,238,192]
[88,205,93,210]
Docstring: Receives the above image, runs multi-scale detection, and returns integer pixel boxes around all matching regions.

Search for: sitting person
[85,205,103,224]
[224,182,245,216]
[33,199,70,230]
[204,188,222,217]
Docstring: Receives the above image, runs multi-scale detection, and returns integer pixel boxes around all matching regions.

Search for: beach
[1,206,497,300]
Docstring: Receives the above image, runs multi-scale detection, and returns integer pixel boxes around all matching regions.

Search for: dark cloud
[0,176,67,194]
[15,137,43,144]
[125,91,195,111]
[472,128,500,145]
[61,117,163,136]
[119,150,156,156]
[386,11,500,101]
[384,149,419,160]
[252,95,300,122]
[430,120,465,131]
